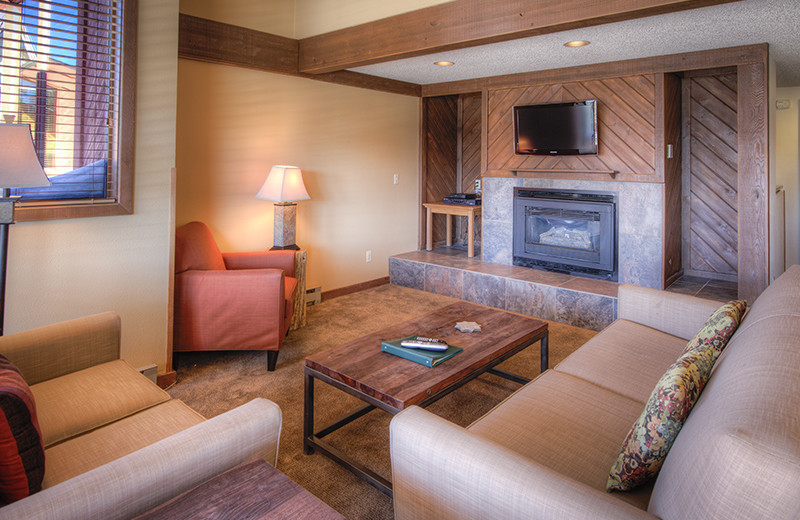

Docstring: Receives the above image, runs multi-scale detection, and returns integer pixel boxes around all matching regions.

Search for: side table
[290,250,307,331]
[134,459,344,520]
[423,202,482,257]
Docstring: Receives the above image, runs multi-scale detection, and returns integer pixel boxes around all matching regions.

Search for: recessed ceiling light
[434,61,454,66]
[564,40,590,48]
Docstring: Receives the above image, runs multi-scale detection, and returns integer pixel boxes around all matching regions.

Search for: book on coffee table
[381,336,462,367]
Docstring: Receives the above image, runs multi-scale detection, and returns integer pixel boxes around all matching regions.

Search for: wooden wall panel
[460,94,482,193]
[418,45,768,301]
[486,75,657,179]
[662,73,683,286]
[456,93,482,246]
[736,62,770,301]
[683,72,739,280]
[423,96,458,246]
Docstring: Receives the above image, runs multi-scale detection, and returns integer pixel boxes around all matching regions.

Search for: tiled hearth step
[389,250,618,332]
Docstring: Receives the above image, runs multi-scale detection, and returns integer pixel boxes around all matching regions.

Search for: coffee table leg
[304,371,315,455]
[540,333,549,373]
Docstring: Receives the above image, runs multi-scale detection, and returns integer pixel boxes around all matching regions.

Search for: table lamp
[0,124,51,335]
[256,165,310,250]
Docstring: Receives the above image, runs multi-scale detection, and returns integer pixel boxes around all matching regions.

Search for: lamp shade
[0,124,51,189]
[255,165,310,203]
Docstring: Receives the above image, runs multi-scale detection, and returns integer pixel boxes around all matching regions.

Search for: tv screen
[514,100,598,156]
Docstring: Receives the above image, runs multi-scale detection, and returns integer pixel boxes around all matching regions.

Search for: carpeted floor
[168,284,597,519]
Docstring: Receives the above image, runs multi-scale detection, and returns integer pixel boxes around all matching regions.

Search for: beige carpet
[168,284,597,519]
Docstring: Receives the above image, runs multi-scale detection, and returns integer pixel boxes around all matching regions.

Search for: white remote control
[400,337,449,351]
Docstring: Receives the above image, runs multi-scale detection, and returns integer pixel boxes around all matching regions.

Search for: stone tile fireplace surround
[484,176,664,290]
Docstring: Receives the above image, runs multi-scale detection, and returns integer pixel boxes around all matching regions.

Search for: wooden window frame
[14,0,137,222]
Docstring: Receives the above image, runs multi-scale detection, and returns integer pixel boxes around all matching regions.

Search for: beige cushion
[650,313,800,518]
[725,264,800,340]
[391,406,657,520]
[554,320,687,403]
[0,312,121,386]
[31,360,170,447]
[617,284,724,341]
[43,400,204,488]
[467,370,652,509]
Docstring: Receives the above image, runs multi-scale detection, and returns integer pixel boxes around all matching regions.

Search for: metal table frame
[303,330,547,496]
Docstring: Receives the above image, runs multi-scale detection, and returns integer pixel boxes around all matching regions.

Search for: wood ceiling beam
[298,0,744,74]
[178,15,421,97]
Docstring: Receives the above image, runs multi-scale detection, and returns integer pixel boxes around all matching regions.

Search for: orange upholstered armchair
[173,221,298,371]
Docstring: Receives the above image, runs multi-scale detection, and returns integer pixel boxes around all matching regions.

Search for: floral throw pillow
[606,300,747,492]
[681,300,747,355]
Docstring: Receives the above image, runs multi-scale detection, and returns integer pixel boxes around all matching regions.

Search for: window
[0,0,136,220]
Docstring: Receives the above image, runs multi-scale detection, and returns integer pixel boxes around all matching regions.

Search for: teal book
[381,336,462,367]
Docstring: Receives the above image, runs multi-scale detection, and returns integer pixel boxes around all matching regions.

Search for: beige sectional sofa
[391,265,800,519]
[0,312,282,520]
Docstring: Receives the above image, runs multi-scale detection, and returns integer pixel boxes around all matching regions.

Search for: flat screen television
[513,100,598,156]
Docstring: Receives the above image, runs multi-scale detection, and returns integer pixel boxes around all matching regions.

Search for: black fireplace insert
[513,188,617,281]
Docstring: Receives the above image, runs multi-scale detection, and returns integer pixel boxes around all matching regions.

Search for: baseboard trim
[322,277,390,301]
[664,269,684,289]
[157,370,177,389]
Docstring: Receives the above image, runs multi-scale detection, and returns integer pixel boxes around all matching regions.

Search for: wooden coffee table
[304,301,548,496]
[135,459,344,519]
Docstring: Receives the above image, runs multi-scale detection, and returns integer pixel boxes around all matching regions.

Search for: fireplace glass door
[525,207,601,262]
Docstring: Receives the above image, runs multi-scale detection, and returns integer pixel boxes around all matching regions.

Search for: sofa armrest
[0,398,282,520]
[390,406,656,520]
[617,284,725,340]
[0,312,121,385]
[223,250,296,277]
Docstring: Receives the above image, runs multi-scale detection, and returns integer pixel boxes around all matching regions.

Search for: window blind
[0,0,126,203]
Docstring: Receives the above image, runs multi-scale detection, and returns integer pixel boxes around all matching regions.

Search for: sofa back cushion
[175,222,226,274]
[0,355,45,503]
[618,284,723,341]
[648,265,800,519]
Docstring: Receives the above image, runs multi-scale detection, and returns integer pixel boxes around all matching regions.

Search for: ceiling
[350,0,800,87]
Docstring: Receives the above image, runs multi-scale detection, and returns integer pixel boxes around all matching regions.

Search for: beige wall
[174,1,448,293]
[776,86,800,269]
[6,0,179,372]
[175,60,420,291]
[179,0,451,37]
[179,0,295,36]
[293,0,453,38]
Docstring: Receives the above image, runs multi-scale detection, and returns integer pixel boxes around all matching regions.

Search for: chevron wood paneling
[457,93,482,245]
[684,73,738,279]
[487,75,657,177]
[460,94,482,193]
[423,95,458,246]
[663,73,683,286]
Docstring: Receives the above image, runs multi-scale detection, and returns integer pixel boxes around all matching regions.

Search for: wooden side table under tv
[135,459,344,520]
[303,301,548,496]
[423,201,482,257]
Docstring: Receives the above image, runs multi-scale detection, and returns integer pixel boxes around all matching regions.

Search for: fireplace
[513,188,617,281]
